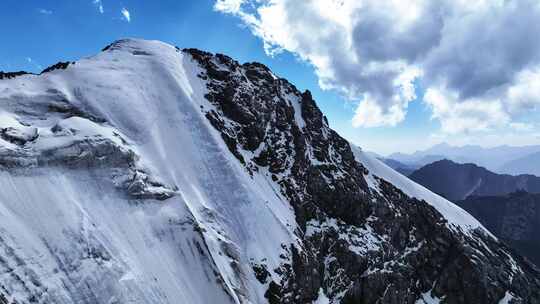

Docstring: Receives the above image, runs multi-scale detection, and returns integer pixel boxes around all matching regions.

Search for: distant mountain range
[500,151,540,176]
[379,158,419,176]
[408,159,540,201]
[387,143,540,176]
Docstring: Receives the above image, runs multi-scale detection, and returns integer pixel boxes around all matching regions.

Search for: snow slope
[0,39,297,303]
[351,145,492,236]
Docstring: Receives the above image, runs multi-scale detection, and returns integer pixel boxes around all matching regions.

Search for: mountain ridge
[0,38,537,303]
[409,159,540,201]
[408,159,540,266]
[389,143,540,175]
[500,152,540,176]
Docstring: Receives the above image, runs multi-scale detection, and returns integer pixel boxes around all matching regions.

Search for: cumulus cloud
[93,0,104,14]
[121,7,131,22]
[506,67,540,113]
[424,87,510,134]
[215,0,540,133]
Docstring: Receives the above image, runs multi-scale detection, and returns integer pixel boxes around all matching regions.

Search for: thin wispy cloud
[121,8,131,22]
[38,9,53,15]
[24,57,43,72]
[93,0,104,14]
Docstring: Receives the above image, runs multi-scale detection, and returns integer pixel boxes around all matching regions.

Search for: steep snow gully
[0,39,537,304]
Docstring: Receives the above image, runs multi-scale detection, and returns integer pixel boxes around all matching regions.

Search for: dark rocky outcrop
[0,126,38,145]
[0,71,31,80]
[185,48,540,303]
[40,61,73,74]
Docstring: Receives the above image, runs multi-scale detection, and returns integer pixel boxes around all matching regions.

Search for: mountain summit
[0,39,537,304]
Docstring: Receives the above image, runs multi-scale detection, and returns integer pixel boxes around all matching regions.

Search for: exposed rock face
[40,61,73,74]
[410,159,540,201]
[185,48,540,303]
[0,71,30,80]
[457,191,540,267]
[0,39,538,304]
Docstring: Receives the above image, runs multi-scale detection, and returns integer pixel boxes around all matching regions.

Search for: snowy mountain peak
[0,39,538,304]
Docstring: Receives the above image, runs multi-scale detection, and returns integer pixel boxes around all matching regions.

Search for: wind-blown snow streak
[0,39,297,303]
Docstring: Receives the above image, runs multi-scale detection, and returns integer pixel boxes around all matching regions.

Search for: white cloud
[353,65,421,127]
[423,66,540,134]
[214,0,243,14]
[38,9,53,15]
[352,95,405,128]
[215,0,540,134]
[93,0,104,14]
[424,88,510,134]
[506,67,540,114]
[26,57,32,63]
[121,8,131,22]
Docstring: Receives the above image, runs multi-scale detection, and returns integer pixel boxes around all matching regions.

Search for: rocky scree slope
[0,39,537,304]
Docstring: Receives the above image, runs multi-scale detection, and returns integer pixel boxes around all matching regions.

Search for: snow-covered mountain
[0,39,538,304]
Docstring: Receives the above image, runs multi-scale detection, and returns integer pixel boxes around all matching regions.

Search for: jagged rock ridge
[0,39,537,304]
[183,46,540,304]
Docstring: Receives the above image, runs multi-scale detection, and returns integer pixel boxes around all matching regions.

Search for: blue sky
[2,0,539,155]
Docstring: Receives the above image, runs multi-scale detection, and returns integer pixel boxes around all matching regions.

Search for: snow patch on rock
[351,145,493,237]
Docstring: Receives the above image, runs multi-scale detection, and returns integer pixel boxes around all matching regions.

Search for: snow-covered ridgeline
[0,39,298,303]
[350,145,493,237]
